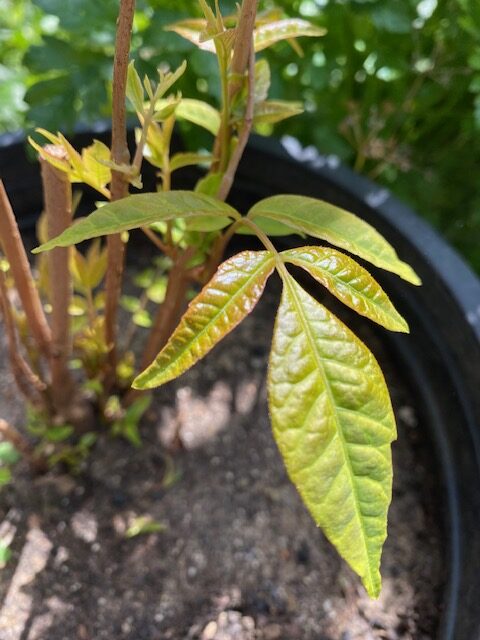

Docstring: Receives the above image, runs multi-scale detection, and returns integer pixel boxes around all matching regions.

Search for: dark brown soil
[0,275,445,640]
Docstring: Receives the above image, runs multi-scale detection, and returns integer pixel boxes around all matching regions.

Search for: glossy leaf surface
[133,251,275,389]
[253,19,326,52]
[269,275,396,597]
[281,246,409,332]
[249,195,420,285]
[167,17,325,54]
[34,192,239,253]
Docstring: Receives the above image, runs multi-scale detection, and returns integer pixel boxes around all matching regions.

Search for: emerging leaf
[249,195,421,285]
[254,59,271,104]
[33,192,240,253]
[281,246,409,332]
[127,61,145,113]
[269,274,396,598]
[133,251,275,389]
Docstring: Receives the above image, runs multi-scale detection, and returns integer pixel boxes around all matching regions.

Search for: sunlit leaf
[34,192,240,253]
[254,59,271,104]
[156,60,187,100]
[165,19,216,52]
[249,195,421,285]
[269,274,396,598]
[281,246,409,332]
[152,96,181,122]
[156,98,221,135]
[254,19,326,52]
[133,251,275,389]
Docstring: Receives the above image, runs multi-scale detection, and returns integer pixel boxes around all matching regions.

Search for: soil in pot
[0,257,445,640]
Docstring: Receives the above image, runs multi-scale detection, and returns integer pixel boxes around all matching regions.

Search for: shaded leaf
[34,192,239,253]
[133,251,275,389]
[170,152,214,172]
[269,275,396,597]
[281,246,409,332]
[249,195,421,285]
[195,172,223,196]
[253,100,304,124]
[127,61,144,112]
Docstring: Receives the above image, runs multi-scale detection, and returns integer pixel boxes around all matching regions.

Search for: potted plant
[0,1,479,638]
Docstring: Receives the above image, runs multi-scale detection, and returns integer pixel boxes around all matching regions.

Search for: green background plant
[1,0,480,271]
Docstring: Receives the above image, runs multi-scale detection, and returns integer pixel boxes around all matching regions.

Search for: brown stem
[228,0,258,102]
[0,419,47,474]
[40,147,74,414]
[0,181,51,358]
[124,251,193,406]
[139,248,195,371]
[0,270,47,407]
[217,39,255,201]
[105,0,136,384]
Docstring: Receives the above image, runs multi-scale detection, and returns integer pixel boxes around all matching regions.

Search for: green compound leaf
[269,274,396,598]
[133,251,275,389]
[249,195,421,285]
[281,246,409,333]
[33,191,239,253]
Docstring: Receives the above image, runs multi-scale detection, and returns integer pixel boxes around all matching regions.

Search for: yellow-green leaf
[127,61,145,112]
[170,99,221,135]
[269,274,396,597]
[249,195,421,285]
[170,152,213,172]
[254,19,326,52]
[133,251,275,389]
[253,100,303,124]
[281,246,409,332]
[33,192,239,253]
[254,59,271,104]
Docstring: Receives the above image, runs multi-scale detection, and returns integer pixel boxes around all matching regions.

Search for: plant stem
[124,249,194,406]
[228,0,258,102]
[212,0,258,174]
[0,269,47,407]
[0,181,52,358]
[0,419,47,474]
[105,0,136,384]
[40,147,74,414]
[217,39,255,201]
[139,248,195,371]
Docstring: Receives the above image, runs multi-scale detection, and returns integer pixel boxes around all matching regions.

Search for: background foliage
[1,0,479,271]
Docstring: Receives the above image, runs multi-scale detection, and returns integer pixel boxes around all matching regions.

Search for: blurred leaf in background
[0,0,479,271]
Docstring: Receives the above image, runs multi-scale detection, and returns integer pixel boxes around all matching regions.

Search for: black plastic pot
[1,131,479,639]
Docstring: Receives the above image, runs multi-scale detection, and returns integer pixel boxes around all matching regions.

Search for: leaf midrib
[139,254,274,385]
[286,254,405,330]
[283,274,376,591]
